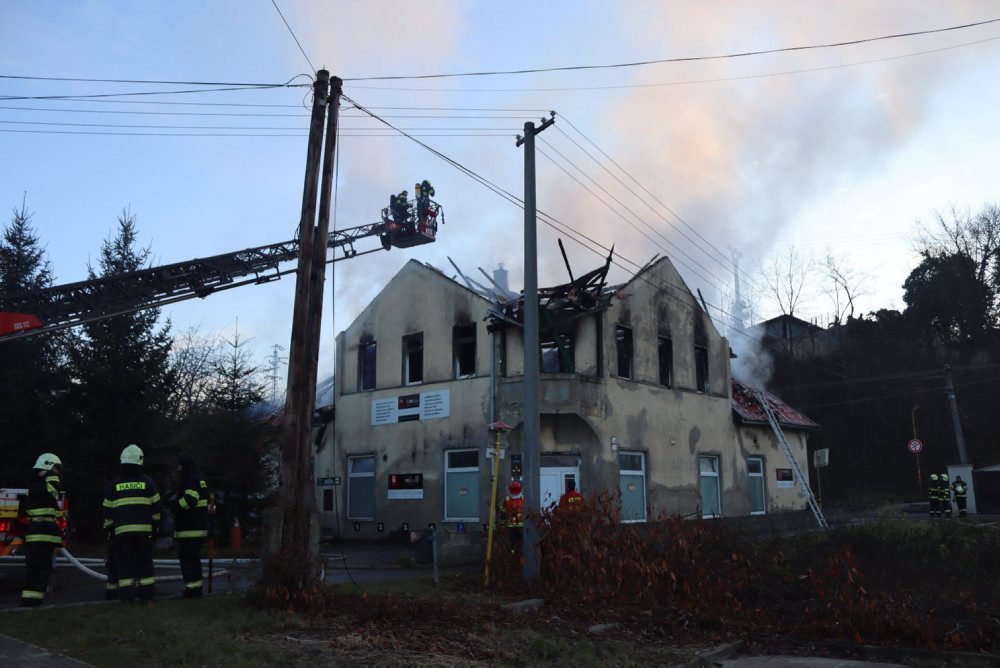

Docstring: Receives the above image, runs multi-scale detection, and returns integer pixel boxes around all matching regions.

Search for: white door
[540,466,579,510]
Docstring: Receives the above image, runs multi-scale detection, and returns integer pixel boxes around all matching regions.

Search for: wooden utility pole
[264,69,342,589]
[944,365,969,465]
[516,113,554,583]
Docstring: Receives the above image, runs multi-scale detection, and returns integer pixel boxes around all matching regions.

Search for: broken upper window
[540,330,574,373]
[403,333,423,385]
[615,324,633,380]
[357,338,376,391]
[453,324,476,379]
[695,345,709,392]
[658,336,673,387]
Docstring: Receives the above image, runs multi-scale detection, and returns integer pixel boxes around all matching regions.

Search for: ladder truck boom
[0,198,442,341]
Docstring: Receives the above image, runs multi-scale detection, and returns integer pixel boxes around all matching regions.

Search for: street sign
[907,439,923,454]
[813,448,829,468]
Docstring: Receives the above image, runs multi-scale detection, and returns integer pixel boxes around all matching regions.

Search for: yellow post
[484,422,511,586]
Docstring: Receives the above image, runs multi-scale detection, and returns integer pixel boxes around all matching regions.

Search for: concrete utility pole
[944,365,969,465]
[266,70,343,588]
[516,113,554,583]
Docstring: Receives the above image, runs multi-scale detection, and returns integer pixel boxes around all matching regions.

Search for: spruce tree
[0,198,61,484]
[63,209,174,537]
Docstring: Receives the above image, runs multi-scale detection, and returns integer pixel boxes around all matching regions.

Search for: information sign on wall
[388,473,424,500]
[371,389,451,425]
[776,468,795,489]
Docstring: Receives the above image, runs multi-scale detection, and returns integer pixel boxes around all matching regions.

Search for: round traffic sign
[907,438,923,454]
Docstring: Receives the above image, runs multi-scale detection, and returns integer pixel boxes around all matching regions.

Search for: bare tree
[917,203,1000,286]
[167,327,219,420]
[760,244,812,318]
[822,248,870,324]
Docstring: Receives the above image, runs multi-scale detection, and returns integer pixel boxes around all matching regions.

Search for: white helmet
[120,444,144,466]
[33,453,62,471]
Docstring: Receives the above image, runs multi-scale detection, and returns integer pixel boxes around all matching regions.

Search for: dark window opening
[540,330,574,373]
[357,339,376,391]
[403,333,423,385]
[615,324,633,379]
[453,324,476,379]
[695,345,709,392]
[322,488,334,512]
[658,336,673,387]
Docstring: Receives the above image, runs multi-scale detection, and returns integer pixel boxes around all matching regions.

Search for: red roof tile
[731,379,820,431]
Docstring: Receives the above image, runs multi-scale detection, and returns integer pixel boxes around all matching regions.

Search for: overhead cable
[344,17,1000,80]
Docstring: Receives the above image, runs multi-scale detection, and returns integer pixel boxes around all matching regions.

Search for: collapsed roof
[731,379,820,431]
[486,244,618,331]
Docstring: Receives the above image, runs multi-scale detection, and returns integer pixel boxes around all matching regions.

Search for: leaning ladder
[757,392,829,530]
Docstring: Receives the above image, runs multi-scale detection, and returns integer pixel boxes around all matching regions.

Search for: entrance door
[540,466,579,510]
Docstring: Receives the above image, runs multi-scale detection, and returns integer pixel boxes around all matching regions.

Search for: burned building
[318,252,819,546]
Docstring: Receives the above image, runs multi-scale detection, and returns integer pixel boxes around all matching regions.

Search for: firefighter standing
[391,191,409,228]
[103,445,161,604]
[20,453,63,607]
[940,473,952,518]
[173,459,209,598]
[501,480,525,550]
[416,179,435,221]
[558,478,583,508]
[952,476,969,517]
[928,473,940,518]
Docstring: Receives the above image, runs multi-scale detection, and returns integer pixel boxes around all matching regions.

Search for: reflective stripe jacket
[103,471,161,538]
[24,472,63,544]
[502,495,524,528]
[173,479,209,539]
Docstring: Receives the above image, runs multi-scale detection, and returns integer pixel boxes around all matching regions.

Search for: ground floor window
[618,452,647,522]
[347,454,375,520]
[748,457,766,515]
[322,488,334,512]
[699,455,721,518]
[445,449,479,521]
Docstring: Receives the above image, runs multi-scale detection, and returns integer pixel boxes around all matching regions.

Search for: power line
[0,74,309,86]
[270,0,316,72]
[0,83,307,101]
[0,128,512,137]
[344,17,1000,81]
[345,34,1000,92]
[0,120,524,131]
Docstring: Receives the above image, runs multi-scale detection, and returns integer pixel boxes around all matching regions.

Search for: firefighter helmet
[120,444,144,466]
[33,453,62,471]
[930,473,939,481]
[941,473,948,482]
[509,480,522,495]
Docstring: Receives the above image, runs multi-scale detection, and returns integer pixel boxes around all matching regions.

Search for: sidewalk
[0,633,92,667]
[320,540,425,571]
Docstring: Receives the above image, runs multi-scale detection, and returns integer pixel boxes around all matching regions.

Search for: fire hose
[0,548,239,583]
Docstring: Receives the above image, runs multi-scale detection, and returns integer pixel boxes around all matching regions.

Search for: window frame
[615,323,634,380]
[694,344,709,392]
[699,454,722,518]
[357,338,376,391]
[346,454,376,521]
[444,448,480,522]
[657,335,673,387]
[452,324,477,379]
[618,451,648,523]
[402,332,424,386]
[747,456,766,516]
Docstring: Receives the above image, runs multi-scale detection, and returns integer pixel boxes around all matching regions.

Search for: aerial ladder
[0,192,443,341]
[757,391,829,530]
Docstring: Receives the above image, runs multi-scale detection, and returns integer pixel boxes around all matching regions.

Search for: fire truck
[0,487,69,555]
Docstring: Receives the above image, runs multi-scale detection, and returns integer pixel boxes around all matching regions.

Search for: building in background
[316,255,819,547]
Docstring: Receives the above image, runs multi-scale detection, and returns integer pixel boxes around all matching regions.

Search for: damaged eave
[731,378,821,431]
